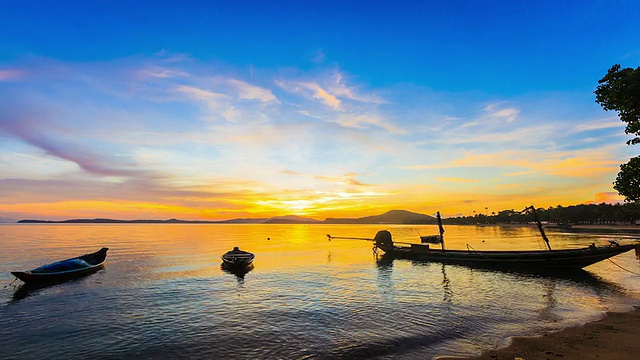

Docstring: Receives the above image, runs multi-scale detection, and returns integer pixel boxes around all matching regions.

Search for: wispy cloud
[328,71,386,104]
[0,69,24,81]
[314,172,372,187]
[331,114,406,134]
[574,118,623,132]
[588,192,624,204]
[483,103,520,122]
[175,85,228,114]
[311,49,326,64]
[223,78,279,103]
[0,113,147,178]
[436,177,478,183]
[154,49,192,63]
[277,80,341,109]
[139,67,188,79]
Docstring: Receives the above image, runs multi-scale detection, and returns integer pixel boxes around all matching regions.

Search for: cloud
[588,192,624,204]
[399,146,622,180]
[328,71,386,104]
[314,172,372,187]
[574,118,623,132]
[311,49,326,64]
[0,113,148,178]
[459,103,521,129]
[175,85,227,102]
[175,85,228,113]
[281,170,373,187]
[0,69,24,81]
[154,49,192,63]
[277,80,341,109]
[436,177,478,183]
[224,78,279,103]
[139,67,189,79]
[331,114,406,134]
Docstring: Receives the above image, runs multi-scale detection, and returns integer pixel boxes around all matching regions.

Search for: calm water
[1,224,639,359]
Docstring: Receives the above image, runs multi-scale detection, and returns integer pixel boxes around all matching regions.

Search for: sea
[1,224,639,359]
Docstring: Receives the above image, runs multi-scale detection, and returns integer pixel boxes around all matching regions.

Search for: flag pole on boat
[436,211,445,250]
[522,205,552,251]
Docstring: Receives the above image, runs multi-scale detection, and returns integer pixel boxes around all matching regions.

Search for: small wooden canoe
[221,247,255,268]
[11,247,109,283]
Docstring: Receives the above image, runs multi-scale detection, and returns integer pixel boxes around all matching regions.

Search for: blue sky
[1,1,639,221]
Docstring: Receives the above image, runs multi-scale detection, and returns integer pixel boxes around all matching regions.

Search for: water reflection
[376,253,394,268]
[1,224,638,360]
[11,282,52,302]
[10,270,105,302]
[221,263,254,283]
[441,264,453,304]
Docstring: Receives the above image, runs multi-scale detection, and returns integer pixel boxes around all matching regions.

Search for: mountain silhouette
[17,210,436,224]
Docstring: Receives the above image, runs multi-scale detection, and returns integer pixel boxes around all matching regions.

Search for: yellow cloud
[436,177,478,183]
[589,192,624,204]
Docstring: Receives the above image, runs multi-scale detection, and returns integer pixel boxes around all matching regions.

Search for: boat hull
[221,249,255,268]
[11,248,108,284]
[378,243,636,270]
[221,257,254,268]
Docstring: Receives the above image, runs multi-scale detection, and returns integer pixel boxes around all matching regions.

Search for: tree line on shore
[443,203,640,225]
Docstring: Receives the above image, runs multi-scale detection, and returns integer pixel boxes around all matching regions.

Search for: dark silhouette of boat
[11,248,108,283]
[329,206,639,271]
[221,247,255,268]
[371,230,636,270]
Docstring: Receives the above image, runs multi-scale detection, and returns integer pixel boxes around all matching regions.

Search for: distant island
[14,203,640,226]
[17,210,436,225]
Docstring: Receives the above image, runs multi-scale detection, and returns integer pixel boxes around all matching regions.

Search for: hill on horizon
[324,210,436,224]
[16,209,436,225]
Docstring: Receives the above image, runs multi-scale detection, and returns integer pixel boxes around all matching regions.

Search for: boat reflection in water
[221,262,254,283]
[11,273,105,302]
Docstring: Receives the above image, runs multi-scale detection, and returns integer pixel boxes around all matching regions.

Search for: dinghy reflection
[221,262,254,281]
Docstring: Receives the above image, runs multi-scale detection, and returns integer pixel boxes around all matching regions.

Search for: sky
[1,0,640,221]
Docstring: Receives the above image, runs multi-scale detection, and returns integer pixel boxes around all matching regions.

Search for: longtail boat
[328,207,639,270]
[11,248,109,283]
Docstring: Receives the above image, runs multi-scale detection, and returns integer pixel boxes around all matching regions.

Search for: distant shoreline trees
[443,203,640,225]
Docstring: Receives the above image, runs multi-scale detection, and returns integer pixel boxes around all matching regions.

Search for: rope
[607,258,640,276]
[2,277,18,289]
[465,244,495,261]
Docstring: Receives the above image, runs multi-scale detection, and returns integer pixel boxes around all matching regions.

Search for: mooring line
[607,258,640,276]
[2,277,18,289]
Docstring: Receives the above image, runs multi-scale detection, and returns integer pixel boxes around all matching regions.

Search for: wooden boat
[11,248,109,283]
[328,207,639,271]
[221,247,255,268]
[373,230,636,270]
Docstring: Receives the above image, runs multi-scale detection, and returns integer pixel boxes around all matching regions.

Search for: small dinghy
[221,247,255,268]
[11,248,109,283]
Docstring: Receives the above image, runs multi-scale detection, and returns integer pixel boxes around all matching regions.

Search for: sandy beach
[443,306,640,360]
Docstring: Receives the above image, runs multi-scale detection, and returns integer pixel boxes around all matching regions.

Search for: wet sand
[443,306,640,360]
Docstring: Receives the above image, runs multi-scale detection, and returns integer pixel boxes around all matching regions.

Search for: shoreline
[441,306,640,360]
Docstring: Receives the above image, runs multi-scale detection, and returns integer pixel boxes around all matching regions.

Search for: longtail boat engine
[373,230,393,254]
